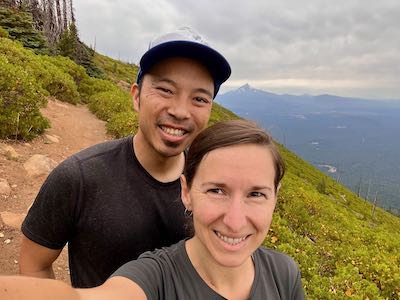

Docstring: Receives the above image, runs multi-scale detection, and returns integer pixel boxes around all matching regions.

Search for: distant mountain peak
[238,83,257,93]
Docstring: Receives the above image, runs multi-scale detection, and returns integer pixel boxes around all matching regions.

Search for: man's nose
[167,96,190,120]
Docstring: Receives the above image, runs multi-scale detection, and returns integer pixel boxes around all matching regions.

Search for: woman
[1,120,305,300]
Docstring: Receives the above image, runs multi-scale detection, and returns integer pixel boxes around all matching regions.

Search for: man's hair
[184,119,285,192]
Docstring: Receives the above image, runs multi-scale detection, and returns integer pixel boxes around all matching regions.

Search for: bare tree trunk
[46,0,58,44]
[62,0,68,30]
[365,179,371,201]
[27,0,43,31]
[69,0,74,23]
[371,191,378,220]
[55,0,62,33]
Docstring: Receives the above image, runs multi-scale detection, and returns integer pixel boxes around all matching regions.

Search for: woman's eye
[207,188,224,195]
[249,191,266,198]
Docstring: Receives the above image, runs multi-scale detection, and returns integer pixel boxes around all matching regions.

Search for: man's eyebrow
[194,88,213,98]
[151,76,176,85]
[151,76,213,98]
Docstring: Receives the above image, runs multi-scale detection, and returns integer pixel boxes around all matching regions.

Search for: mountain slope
[217,84,400,213]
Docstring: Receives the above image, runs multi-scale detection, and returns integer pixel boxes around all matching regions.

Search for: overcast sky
[74,0,400,100]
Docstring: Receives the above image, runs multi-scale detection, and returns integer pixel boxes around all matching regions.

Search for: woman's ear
[180,175,192,211]
[276,183,281,194]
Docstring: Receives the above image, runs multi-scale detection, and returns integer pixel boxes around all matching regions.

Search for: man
[19,27,231,288]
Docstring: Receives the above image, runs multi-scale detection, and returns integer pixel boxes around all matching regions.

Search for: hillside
[217,84,400,213]
[1,15,400,300]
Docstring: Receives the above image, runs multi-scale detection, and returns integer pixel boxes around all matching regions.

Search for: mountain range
[217,84,400,212]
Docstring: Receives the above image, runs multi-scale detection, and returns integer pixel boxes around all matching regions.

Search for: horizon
[219,83,400,101]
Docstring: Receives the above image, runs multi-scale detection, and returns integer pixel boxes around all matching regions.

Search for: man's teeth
[161,126,185,136]
[216,231,247,245]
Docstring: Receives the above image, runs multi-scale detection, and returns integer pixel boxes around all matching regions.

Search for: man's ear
[180,175,192,211]
[131,83,140,112]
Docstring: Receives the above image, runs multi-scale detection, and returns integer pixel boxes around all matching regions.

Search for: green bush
[32,59,79,104]
[0,25,9,38]
[78,77,117,103]
[42,55,88,86]
[0,38,80,104]
[0,55,49,140]
[88,89,132,121]
[106,111,139,138]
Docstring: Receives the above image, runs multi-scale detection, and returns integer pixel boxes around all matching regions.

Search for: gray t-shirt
[22,136,187,288]
[112,240,305,299]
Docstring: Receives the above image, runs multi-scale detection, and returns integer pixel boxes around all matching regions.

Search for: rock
[0,178,11,197]
[0,211,26,229]
[0,232,4,238]
[0,144,20,161]
[23,154,58,177]
[44,134,60,144]
[4,239,11,244]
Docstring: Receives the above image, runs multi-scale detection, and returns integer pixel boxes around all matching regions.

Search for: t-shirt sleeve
[274,252,305,300]
[21,156,81,249]
[110,252,164,300]
[291,266,305,300]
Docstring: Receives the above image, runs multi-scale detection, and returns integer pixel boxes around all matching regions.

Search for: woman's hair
[184,119,285,192]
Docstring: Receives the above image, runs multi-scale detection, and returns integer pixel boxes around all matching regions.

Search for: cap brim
[139,40,231,88]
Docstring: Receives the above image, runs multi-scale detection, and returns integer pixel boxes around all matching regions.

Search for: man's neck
[133,135,185,183]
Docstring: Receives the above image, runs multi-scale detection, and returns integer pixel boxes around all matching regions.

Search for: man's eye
[194,97,210,104]
[157,87,172,94]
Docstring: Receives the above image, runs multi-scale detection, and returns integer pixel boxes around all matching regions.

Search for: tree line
[0,0,74,45]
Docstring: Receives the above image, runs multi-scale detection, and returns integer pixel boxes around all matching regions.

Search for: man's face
[132,57,214,158]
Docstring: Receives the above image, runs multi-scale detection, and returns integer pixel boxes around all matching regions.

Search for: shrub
[88,89,132,121]
[0,55,49,140]
[41,55,88,86]
[0,38,80,104]
[0,25,9,38]
[106,111,139,138]
[78,77,117,103]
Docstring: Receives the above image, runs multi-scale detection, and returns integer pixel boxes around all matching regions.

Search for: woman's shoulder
[254,246,300,277]
[251,247,305,299]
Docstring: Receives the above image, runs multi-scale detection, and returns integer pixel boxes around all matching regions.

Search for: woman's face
[181,143,277,268]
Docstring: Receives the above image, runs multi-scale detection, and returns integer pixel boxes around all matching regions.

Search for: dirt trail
[0,98,111,282]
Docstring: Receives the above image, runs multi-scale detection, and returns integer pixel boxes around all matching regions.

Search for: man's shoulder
[73,136,132,162]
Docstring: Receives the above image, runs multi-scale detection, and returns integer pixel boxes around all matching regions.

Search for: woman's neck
[185,238,255,300]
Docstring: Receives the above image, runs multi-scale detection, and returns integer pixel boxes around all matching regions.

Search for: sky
[74,0,400,100]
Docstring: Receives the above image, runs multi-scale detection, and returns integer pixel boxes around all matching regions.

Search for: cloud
[74,0,400,99]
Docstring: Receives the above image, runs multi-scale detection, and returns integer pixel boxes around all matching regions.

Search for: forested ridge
[0,4,399,299]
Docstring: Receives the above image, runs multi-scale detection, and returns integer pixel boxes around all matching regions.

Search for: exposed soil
[0,98,111,283]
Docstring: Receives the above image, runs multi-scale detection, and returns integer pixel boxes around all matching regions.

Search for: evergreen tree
[0,6,48,54]
[57,21,77,58]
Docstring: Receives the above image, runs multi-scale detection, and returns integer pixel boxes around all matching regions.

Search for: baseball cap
[136,27,231,97]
